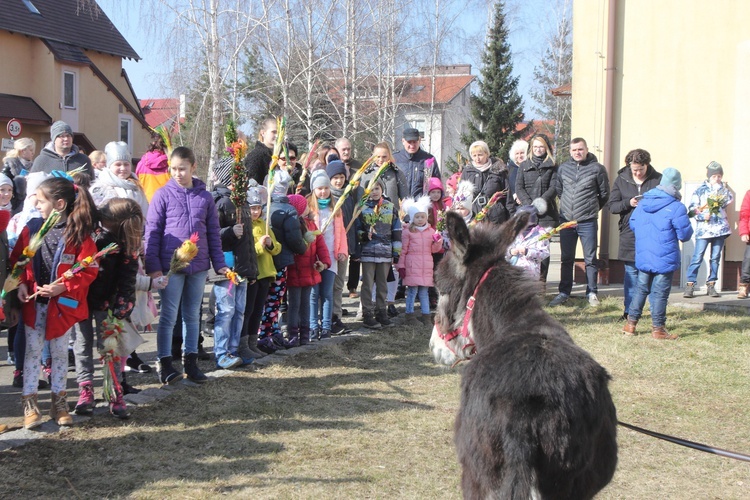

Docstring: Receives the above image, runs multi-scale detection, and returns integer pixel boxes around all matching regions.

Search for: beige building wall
[572,0,750,263]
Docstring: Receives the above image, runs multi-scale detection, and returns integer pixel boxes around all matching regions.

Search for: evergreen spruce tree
[462,0,529,160]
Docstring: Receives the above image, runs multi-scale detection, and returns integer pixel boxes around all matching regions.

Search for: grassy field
[0,296,748,499]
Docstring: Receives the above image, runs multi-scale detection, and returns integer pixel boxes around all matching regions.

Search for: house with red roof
[139,97,184,135]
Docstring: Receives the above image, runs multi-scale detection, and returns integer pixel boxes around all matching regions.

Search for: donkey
[430,211,618,500]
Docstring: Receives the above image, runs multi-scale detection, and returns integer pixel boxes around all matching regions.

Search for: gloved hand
[397,268,406,279]
[232,224,243,238]
[432,232,442,242]
[151,275,169,290]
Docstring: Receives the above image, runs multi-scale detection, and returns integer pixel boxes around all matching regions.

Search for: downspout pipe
[599,0,617,285]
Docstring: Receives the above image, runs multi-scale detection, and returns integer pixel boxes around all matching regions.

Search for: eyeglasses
[279,156,297,162]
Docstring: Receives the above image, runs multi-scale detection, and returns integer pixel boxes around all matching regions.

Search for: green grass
[0,298,748,499]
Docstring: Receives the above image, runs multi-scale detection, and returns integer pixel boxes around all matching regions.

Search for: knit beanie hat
[660,168,682,190]
[367,177,386,192]
[0,174,13,190]
[310,169,331,190]
[50,121,73,141]
[706,161,723,178]
[212,156,233,186]
[25,172,48,199]
[288,194,308,215]
[104,141,131,169]
[427,176,444,195]
[270,168,291,196]
[447,172,460,191]
[325,160,347,181]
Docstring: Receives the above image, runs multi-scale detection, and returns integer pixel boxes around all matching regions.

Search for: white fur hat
[452,180,475,212]
[403,195,431,221]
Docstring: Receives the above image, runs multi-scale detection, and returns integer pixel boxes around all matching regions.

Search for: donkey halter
[437,266,495,364]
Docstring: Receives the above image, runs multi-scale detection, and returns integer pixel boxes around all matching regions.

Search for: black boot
[299,326,310,346]
[157,356,183,385]
[183,353,208,384]
[121,372,141,395]
[197,335,211,360]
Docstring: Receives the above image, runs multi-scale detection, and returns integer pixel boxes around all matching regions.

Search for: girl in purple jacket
[145,147,228,385]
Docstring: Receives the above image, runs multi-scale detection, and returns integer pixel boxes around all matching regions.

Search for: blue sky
[97,0,551,119]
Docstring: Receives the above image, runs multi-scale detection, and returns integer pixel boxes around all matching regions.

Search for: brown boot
[420,314,433,327]
[50,391,73,426]
[22,394,43,430]
[622,318,638,336]
[737,283,749,299]
[652,326,677,340]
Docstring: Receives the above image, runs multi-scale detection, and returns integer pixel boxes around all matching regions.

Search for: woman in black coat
[460,140,509,224]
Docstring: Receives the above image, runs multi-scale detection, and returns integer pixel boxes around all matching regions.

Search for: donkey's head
[430,211,532,366]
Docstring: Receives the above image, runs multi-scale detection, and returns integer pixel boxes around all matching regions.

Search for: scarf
[531,154,545,167]
[413,223,429,232]
[473,160,493,173]
[317,198,331,208]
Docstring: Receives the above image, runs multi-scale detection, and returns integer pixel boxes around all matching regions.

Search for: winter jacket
[629,186,693,274]
[31,143,93,177]
[251,218,281,280]
[739,190,750,238]
[269,194,308,269]
[354,197,402,262]
[608,165,661,262]
[2,157,27,214]
[86,227,138,319]
[555,152,610,222]
[360,162,407,213]
[244,141,273,186]
[12,220,98,340]
[330,184,363,258]
[286,218,331,288]
[506,159,520,215]
[310,202,348,275]
[506,225,551,280]
[212,184,258,281]
[89,168,149,216]
[393,148,440,197]
[397,224,442,286]
[688,180,733,239]
[460,158,510,224]
[515,157,559,228]
[144,178,227,275]
[136,150,170,202]
[426,177,451,231]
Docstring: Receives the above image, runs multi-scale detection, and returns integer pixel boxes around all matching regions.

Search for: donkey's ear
[500,211,531,246]
[446,211,470,260]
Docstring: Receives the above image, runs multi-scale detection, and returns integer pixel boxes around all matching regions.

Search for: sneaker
[387,304,399,317]
[75,382,95,415]
[362,313,382,329]
[319,329,331,340]
[216,354,243,370]
[706,281,720,298]
[548,293,569,307]
[587,293,600,307]
[6,352,14,365]
[109,391,129,419]
[236,340,257,365]
[12,370,22,388]
[375,311,392,327]
[683,282,695,298]
[126,353,152,373]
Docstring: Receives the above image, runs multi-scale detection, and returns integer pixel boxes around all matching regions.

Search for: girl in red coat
[13,177,98,429]
[285,194,331,346]
[397,196,442,327]
[739,189,750,298]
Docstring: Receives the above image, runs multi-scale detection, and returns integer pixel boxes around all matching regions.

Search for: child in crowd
[136,132,170,203]
[260,175,308,353]
[211,158,259,369]
[241,182,280,358]
[398,196,442,327]
[0,174,14,212]
[285,194,330,346]
[13,176,98,429]
[145,146,228,385]
[445,172,460,199]
[307,170,347,340]
[90,141,149,216]
[452,180,476,224]
[739,188,750,298]
[684,161,733,298]
[354,178,402,329]
[506,203,551,281]
[426,176,450,308]
[74,198,148,419]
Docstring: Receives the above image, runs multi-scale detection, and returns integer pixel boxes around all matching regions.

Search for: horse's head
[430,211,532,367]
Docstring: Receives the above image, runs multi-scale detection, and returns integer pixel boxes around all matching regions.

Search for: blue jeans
[686,235,727,283]
[157,271,208,358]
[212,280,247,358]
[623,261,639,314]
[287,285,311,330]
[559,218,599,295]
[628,271,673,327]
[406,286,430,314]
[310,269,335,331]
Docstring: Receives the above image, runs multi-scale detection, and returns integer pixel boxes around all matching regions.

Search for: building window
[22,0,41,15]
[63,71,76,109]
[119,116,132,151]
[411,119,426,138]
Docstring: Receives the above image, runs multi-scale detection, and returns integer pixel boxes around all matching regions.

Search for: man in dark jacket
[244,118,277,185]
[335,137,362,178]
[31,121,93,177]
[393,128,440,197]
[549,137,610,307]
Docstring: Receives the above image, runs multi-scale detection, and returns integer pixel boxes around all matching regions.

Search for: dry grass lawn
[0,296,748,499]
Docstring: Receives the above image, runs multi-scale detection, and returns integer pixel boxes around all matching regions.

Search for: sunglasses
[279,156,297,161]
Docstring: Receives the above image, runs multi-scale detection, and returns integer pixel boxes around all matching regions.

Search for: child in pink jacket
[398,196,443,327]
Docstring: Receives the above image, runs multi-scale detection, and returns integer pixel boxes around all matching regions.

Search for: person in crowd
[90,141,149,216]
[244,118,277,185]
[211,158,259,368]
[284,143,305,194]
[136,132,170,202]
[13,176,98,429]
[507,203,551,281]
[506,139,528,215]
[88,150,107,173]
[145,146,228,385]
[623,168,693,340]
[460,140,510,224]
[608,149,661,319]
[684,161,733,298]
[0,174,13,212]
[74,198,148,419]
[549,137,610,307]
[325,160,358,335]
[426,177,450,308]
[393,127,440,197]
[353,178,402,329]
[397,196,442,327]
[738,188,750,299]
[324,147,340,165]
[242,182,280,358]
[3,137,36,213]
[451,180,476,225]
[335,137,362,178]
[445,172,460,199]
[286,194,330,346]
[31,121,93,177]
[307,170,347,340]
[515,134,559,292]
